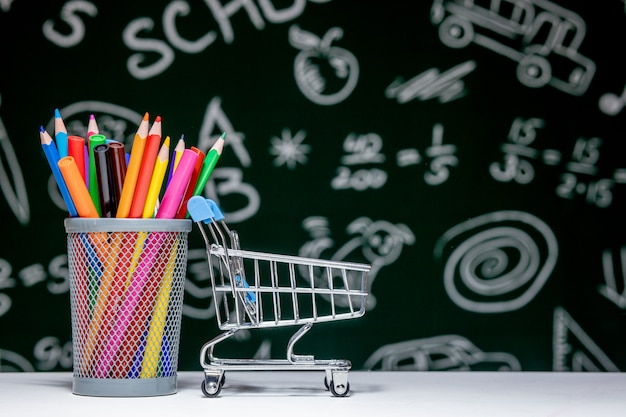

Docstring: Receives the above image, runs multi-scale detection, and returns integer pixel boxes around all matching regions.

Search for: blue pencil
[128,330,148,378]
[54,109,69,158]
[39,126,78,216]
[159,335,173,377]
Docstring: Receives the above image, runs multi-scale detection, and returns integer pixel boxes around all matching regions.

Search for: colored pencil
[192,132,225,197]
[54,108,69,158]
[88,134,106,216]
[128,117,162,218]
[91,229,133,372]
[57,156,99,218]
[72,230,91,359]
[82,229,124,375]
[167,135,185,186]
[87,114,99,140]
[116,112,149,218]
[174,146,205,219]
[142,136,170,218]
[39,126,78,217]
[147,114,162,139]
[156,149,199,219]
[68,135,86,185]
[140,235,179,378]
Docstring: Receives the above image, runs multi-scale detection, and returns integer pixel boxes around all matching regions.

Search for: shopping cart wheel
[327,371,350,397]
[201,373,224,397]
[329,381,350,397]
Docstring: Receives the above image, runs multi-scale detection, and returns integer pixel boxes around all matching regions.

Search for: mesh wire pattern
[67,226,188,381]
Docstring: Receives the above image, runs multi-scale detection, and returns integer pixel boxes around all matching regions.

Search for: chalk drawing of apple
[288,24,359,106]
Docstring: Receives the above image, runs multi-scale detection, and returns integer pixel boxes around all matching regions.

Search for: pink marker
[156,149,198,219]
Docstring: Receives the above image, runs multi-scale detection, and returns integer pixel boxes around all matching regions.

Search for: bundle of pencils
[40,110,226,220]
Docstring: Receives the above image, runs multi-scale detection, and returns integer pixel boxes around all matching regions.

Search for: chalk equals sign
[385,60,476,104]
[613,168,626,184]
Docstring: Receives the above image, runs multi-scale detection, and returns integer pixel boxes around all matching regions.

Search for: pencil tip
[155,115,161,123]
[54,108,61,118]
[220,132,226,140]
[89,114,95,120]
[39,125,44,133]
[180,134,185,140]
[142,112,149,120]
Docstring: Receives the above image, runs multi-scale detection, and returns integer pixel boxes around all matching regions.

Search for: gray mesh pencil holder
[64,218,192,397]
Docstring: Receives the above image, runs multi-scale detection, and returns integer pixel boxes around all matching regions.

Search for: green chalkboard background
[1,0,625,375]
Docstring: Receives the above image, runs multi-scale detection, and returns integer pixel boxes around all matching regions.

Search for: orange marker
[58,156,99,218]
[116,112,149,218]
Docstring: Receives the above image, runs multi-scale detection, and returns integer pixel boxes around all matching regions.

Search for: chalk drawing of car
[431,0,596,96]
[363,335,521,371]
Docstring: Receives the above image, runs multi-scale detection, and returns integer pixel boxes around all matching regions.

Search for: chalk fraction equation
[331,125,459,191]
[490,117,626,208]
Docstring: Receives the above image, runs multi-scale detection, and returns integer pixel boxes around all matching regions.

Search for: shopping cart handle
[205,199,225,222]
[187,196,215,223]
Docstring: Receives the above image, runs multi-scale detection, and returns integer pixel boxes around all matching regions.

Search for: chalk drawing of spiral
[433,211,558,313]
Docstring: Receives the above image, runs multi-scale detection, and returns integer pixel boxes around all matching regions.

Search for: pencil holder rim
[64,218,192,233]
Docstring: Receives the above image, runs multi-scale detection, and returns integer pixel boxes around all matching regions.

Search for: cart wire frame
[188,197,371,397]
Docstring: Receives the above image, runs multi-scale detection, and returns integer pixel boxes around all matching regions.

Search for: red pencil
[175,146,205,219]
[128,116,162,218]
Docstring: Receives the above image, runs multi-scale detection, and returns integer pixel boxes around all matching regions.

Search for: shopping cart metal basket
[187,197,371,397]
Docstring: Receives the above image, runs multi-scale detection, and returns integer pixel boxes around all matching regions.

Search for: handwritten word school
[42,0,328,80]
[40,110,226,220]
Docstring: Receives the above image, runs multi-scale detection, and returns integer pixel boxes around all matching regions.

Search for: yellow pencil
[140,236,179,378]
[142,136,170,219]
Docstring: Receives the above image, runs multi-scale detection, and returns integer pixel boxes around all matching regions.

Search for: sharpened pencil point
[89,114,95,120]
[220,132,226,140]
[54,108,61,118]
[39,125,45,133]
[142,112,149,121]
[155,115,161,123]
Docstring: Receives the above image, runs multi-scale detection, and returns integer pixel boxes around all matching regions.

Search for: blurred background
[0,0,625,373]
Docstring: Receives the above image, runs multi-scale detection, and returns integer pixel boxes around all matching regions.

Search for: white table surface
[1,371,625,416]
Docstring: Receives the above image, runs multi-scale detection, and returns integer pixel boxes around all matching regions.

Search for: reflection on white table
[1,371,625,417]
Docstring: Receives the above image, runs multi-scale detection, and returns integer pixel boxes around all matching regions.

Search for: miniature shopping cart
[187,197,371,397]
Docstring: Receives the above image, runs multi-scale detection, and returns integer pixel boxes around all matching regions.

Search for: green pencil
[191,132,225,197]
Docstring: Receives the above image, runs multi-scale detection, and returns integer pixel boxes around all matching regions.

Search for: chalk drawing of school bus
[431,0,596,96]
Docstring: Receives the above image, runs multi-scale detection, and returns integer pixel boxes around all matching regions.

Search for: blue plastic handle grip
[205,199,225,222]
[187,196,215,223]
